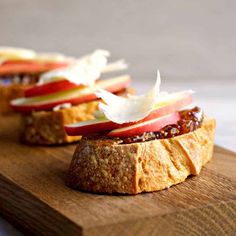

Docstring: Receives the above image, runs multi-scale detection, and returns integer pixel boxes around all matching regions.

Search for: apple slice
[24,79,81,98]
[0,47,36,62]
[65,119,122,136]
[65,109,181,137]
[2,60,38,65]
[108,112,180,137]
[0,60,68,75]
[11,75,131,113]
[64,92,192,136]
[143,91,192,121]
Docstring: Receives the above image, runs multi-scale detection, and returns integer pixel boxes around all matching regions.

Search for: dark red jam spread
[121,106,203,144]
[0,74,39,85]
[87,107,204,144]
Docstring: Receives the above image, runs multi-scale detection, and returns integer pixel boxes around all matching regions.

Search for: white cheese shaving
[102,60,128,73]
[38,49,128,86]
[38,49,110,86]
[53,103,72,111]
[38,62,101,86]
[0,47,36,64]
[96,70,161,124]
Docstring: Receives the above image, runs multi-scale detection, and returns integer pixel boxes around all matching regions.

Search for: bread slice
[0,84,29,114]
[66,117,216,194]
[20,88,134,145]
[21,101,99,145]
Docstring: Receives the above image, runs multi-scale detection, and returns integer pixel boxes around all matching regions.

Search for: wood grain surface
[0,115,236,236]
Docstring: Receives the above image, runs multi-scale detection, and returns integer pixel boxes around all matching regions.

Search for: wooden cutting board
[0,115,236,236]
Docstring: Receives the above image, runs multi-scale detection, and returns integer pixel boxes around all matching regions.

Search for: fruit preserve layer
[0,74,39,86]
[122,107,203,144]
[85,107,204,144]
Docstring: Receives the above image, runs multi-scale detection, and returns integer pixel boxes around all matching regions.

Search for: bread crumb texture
[66,118,216,194]
[0,84,28,114]
[21,101,99,145]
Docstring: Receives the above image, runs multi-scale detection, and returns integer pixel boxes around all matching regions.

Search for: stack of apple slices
[0,47,72,76]
[10,75,131,113]
[10,49,130,113]
[0,60,69,76]
[65,73,193,138]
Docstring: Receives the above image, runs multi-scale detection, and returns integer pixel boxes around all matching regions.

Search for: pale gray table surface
[0,0,236,235]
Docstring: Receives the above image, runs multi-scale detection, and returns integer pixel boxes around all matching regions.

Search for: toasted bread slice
[21,101,99,145]
[0,84,30,114]
[20,88,134,145]
[66,117,216,194]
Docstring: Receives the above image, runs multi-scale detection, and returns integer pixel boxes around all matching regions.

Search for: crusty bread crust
[66,117,216,194]
[0,84,29,114]
[21,101,99,145]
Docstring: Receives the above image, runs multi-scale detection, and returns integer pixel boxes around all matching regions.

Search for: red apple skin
[0,60,68,75]
[2,60,37,66]
[25,80,82,98]
[108,112,180,137]
[65,120,122,136]
[11,93,99,113]
[11,76,131,113]
[65,111,180,137]
[64,94,192,136]
[143,93,192,121]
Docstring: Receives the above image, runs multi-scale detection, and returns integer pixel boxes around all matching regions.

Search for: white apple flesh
[65,119,122,136]
[108,112,180,137]
[144,91,192,121]
[11,75,131,113]
[64,93,191,136]
[0,60,68,75]
[24,79,81,98]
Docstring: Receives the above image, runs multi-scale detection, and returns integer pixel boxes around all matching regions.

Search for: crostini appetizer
[0,47,73,114]
[65,71,216,194]
[11,50,131,145]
